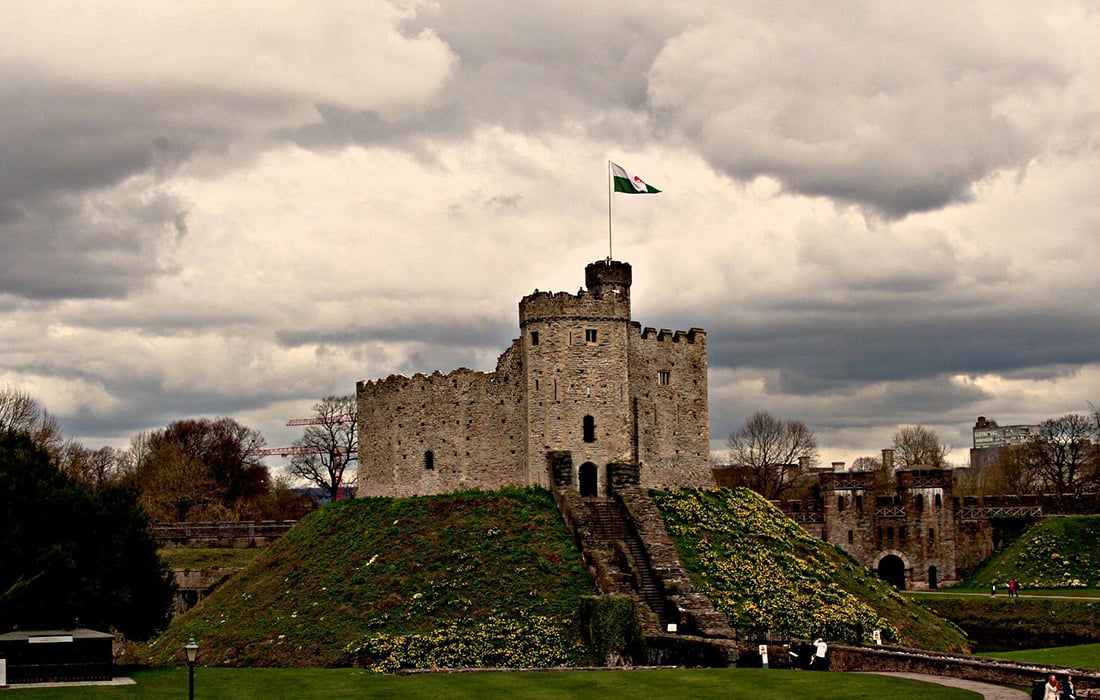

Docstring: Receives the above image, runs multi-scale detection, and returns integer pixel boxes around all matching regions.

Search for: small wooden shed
[0,628,113,684]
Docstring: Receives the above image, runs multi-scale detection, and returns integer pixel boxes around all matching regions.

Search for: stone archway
[877,554,907,590]
[928,565,938,590]
[578,462,598,497]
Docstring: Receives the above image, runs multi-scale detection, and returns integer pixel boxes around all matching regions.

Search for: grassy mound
[959,515,1100,591]
[142,487,595,670]
[654,487,970,653]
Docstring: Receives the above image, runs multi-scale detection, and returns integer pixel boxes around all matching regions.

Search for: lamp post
[184,637,199,700]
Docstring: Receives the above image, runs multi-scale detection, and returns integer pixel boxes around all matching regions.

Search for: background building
[970,416,1041,471]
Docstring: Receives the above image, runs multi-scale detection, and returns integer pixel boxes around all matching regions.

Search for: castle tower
[356,258,710,497]
[519,260,634,496]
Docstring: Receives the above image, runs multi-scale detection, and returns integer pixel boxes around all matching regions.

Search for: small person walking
[991,582,997,596]
[809,638,828,669]
[1062,674,1077,700]
[1043,674,1060,700]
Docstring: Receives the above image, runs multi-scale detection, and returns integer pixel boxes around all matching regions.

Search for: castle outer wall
[356,260,711,497]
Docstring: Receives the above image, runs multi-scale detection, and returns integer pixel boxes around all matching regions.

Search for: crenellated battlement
[634,324,706,344]
[519,287,630,327]
[356,367,497,395]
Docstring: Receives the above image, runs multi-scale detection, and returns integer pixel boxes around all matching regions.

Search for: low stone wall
[644,633,738,668]
[831,643,1100,691]
[172,567,241,613]
[154,520,296,547]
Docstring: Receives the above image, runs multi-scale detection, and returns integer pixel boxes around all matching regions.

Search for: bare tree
[724,410,818,499]
[288,395,358,502]
[851,454,894,491]
[892,425,950,469]
[58,440,125,486]
[0,384,63,460]
[1023,414,1096,497]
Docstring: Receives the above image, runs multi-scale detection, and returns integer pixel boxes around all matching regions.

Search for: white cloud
[0,1,456,117]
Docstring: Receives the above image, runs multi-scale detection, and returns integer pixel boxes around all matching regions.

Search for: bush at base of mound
[344,612,586,672]
[654,487,970,653]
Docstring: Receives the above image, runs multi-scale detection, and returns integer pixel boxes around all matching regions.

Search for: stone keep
[356,259,711,497]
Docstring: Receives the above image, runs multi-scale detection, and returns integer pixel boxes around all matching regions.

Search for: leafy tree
[288,395,358,502]
[0,430,175,639]
[980,444,1040,496]
[134,417,269,520]
[723,410,818,499]
[891,425,950,469]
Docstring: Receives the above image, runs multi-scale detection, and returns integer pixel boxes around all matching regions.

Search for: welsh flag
[611,162,661,194]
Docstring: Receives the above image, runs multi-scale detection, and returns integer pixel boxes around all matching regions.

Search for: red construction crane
[285,413,356,426]
[254,445,357,457]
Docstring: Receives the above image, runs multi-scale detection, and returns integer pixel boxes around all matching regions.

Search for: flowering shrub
[655,488,899,644]
[344,612,584,672]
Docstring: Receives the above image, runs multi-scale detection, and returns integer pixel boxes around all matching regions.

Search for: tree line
[0,385,358,640]
[717,408,1100,500]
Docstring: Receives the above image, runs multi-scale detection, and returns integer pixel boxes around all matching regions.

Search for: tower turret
[585,259,632,301]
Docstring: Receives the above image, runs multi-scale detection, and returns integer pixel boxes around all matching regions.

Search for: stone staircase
[585,499,673,628]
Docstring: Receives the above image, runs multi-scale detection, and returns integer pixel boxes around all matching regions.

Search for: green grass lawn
[9,667,983,699]
[906,588,1100,599]
[978,642,1100,670]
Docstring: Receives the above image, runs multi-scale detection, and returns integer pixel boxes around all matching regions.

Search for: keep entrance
[579,462,598,497]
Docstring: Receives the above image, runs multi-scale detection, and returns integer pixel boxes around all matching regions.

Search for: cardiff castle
[356,259,712,498]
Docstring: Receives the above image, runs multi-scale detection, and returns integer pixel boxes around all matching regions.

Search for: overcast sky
[3,1,1099,471]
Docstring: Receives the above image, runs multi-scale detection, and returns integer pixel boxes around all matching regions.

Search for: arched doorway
[928,565,938,589]
[578,462,598,497]
[877,554,907,590]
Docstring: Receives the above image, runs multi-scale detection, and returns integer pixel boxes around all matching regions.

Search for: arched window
[915,494,924,510]
[934,493,942,508]
[837,495,845,510]
[847,530,854,544]
[928,528,935,545]
[899,526,907,544]
[583,415,596,443]
[424,450,434,470]
[855,494,863,509]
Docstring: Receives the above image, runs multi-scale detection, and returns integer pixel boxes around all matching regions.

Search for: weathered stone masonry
[355,260,711,497]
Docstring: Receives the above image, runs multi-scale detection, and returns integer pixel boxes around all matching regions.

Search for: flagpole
[607,161,613,262]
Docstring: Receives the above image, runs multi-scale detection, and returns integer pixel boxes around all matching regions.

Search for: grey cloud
[0,75,301,300]
[0,190,188,299]
[276,315,514,353]
[647,4,1069,217]
[292,3,689,150]
[708,308,1100,395]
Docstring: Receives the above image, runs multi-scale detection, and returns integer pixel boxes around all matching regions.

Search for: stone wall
[830,644,1100,692]
[356,360,528,497]
[628,325,710,489]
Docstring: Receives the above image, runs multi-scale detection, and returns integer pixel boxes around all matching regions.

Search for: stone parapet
[830,644,1100,692]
